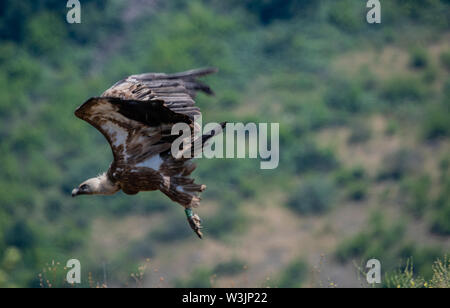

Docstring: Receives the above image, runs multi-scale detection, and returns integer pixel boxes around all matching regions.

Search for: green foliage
[422,102,450,140]
[392,0,450,26]
[348,121,372,144]
[385,256,450,288]
[25,12,67,56]
[409,47,429,69]
[430,204,450,235]
[430,171,450,235]
[127,240,155,260]
[328,0,364,33]
[213,259,246,276]
[385,260,426,288]
[325,80,363,113]
[377,149,423,181]
[291,140,339,174]
[287,177,336,215]
[384,120,399,136]
[335,212,405,264]
[206,206,247,239]
[428,256,450,288]
[148,215,192,243]
[381,77,428,103]
[336,212,442,279]
[346,182,369,201]
[5,221,35,250]
[109,194,173,216]
[400,176,431,217]
[336,213,404,263]
[174,268,213,288]
[335,166,368,201]
[397,244,443,279]
[440,50,450,70]
[234,0,319,24]
[275,259,308,288]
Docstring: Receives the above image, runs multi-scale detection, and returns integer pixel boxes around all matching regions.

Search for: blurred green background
[0,0,449,287]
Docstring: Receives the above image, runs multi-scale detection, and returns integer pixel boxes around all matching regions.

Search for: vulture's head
[72,178,101,197]
[72,173,119,197]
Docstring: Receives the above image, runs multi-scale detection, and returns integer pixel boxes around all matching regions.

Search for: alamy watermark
[366,258,382,284]
[366,0,381,24]
[66,258,81,284]
[66,0,81,24]
[67,1,381,25]
[171,117,280,170]
[64,257,381,286]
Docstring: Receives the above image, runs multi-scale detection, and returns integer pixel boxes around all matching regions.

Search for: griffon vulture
[72,68,225,238]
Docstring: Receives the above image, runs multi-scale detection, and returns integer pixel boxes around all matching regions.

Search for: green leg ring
[185,208,193,218]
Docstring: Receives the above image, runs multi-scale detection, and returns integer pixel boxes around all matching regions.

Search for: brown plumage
[72,68,225,238]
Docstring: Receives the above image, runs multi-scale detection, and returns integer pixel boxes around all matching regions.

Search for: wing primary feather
[134,67,218,81]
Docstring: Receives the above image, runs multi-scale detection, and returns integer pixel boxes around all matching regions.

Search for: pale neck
[97,173,119,195]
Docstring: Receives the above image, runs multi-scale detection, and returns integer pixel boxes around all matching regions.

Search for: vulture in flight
[72,68,225,238]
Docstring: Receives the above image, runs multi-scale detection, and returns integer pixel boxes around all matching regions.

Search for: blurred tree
[234,0,320,24]
[287,177,336,215]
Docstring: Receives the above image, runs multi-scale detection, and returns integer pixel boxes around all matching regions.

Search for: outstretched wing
[101,67,218,120]
[74,68,218,168]
[75,68,223,213]
[74,97,192,166]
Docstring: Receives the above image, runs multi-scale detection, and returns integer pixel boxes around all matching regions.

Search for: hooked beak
[71,188,79,197]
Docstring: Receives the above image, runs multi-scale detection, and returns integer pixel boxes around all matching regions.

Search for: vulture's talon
[185,208,203,239]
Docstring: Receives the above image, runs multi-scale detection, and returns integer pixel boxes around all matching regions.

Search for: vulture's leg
[159,175,205,238]
[185,208,203,239]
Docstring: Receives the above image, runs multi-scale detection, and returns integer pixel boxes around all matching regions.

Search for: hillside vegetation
[0,0,449,287]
